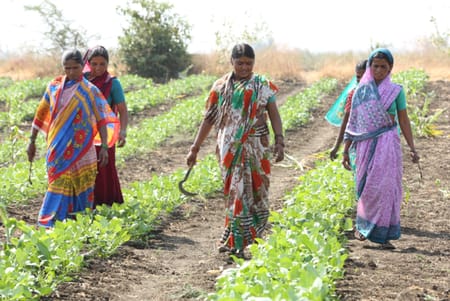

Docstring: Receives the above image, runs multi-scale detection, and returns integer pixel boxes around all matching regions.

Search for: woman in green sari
[186,43,284,258]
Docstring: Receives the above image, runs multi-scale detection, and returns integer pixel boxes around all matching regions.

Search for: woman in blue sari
[27,49,119,228]
[342,48,420,249]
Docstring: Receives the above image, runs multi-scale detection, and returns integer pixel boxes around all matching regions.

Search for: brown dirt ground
[5,80,450,301]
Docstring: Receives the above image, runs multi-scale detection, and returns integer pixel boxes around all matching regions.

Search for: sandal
[231,249,245,259]
[218,245,231,253]
[354,230,366,241]
[380,241,396,250]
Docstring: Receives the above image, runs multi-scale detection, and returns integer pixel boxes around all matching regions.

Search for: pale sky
[1,0,449,54]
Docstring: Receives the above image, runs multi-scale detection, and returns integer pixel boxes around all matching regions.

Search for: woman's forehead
[371,57,389,64]
[64,59,81,66]
[233,56,254,62]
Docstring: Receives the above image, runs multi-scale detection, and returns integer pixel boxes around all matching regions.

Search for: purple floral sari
[345,67,403,244]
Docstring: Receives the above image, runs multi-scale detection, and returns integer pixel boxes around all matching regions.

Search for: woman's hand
[410,149,420,163]
[342,152,352,171]
[273,143,284,162]
[98,147,109,167]
[186,145,199,167]
[27,142,36,162]
[117,130,126,148]
[329,145,339,161]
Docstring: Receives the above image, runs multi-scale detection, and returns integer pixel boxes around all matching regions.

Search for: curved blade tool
[178,166,197,196]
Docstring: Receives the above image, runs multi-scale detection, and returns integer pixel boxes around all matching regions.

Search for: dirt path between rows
[9,80,450,300]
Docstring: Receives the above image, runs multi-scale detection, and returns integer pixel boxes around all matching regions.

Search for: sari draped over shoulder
[345,70,403,244]
[33,75,119,227]
[205,73,278,251]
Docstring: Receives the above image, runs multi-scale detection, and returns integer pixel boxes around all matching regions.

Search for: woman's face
[63,59,83,81]
[370,57,392,84]
[89,56,108,77]
[355,68,365,83]
[231,56,254,80]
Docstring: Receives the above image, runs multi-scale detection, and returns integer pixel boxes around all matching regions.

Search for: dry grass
[0,50,126,81]
[0,52,60,80]
[185,45,450,84]
[1,45,449,83]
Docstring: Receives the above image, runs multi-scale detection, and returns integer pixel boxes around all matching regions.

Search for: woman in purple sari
[342,48,420,249]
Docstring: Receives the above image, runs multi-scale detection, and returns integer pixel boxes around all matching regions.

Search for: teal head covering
[369,48,394,65]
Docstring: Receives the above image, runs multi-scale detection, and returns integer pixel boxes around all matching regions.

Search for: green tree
[25,0,88,51]
[118,0,191,83]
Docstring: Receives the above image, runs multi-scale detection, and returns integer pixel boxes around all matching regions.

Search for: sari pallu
[206,73,278,251]
[33,76,119,227]
[345,72,403,244]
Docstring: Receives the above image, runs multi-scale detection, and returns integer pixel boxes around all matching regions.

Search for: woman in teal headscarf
[328,59,367,160]
[342,48,419,249]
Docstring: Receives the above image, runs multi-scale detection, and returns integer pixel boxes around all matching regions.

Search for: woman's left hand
[273,143,284,162]
[98,147,109,167]
[342,153,352,171]
[117,133,126,147]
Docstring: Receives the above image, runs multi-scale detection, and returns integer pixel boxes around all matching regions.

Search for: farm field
[0,71,449,300]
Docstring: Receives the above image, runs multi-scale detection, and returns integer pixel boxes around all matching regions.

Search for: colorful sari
[205,73,278,251]
[345,66,403,244]
[33,75,118,227]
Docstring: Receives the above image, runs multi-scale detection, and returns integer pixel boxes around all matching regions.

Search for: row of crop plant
[1,70,440,299]
[0,74,214,167]
[0,76,210,205]
[0,77,338,300]
[208,68,440,300]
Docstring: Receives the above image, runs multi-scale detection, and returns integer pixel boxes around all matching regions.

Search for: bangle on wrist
[120,129,127,137]
[29,136,36,143]
[343,151,349,155]
[101,142,108,150]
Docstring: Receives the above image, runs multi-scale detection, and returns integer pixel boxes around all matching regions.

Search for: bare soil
[6,80,450,301]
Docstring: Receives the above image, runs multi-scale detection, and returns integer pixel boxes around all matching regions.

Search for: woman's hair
[356,59,368,71]
[231,43,255,59]
[61,49,84,66]
[369,48,394,66]
[86,45,109,63]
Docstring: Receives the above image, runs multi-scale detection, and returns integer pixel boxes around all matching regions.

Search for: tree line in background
[19,0,450,83]
[26,0,192,83]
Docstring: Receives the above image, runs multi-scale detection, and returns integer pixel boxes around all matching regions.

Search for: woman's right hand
[342,152,351,171]
[186,145,199,167]
[98,147,109,167]
[329,146,339,161]
[27,142,36,162]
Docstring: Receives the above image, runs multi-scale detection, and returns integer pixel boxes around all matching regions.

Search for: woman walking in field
[328,59,367,161]
[27,49,119,228]
[342,48,419,249]
[83,45,128,207]
[186,43,284,258]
